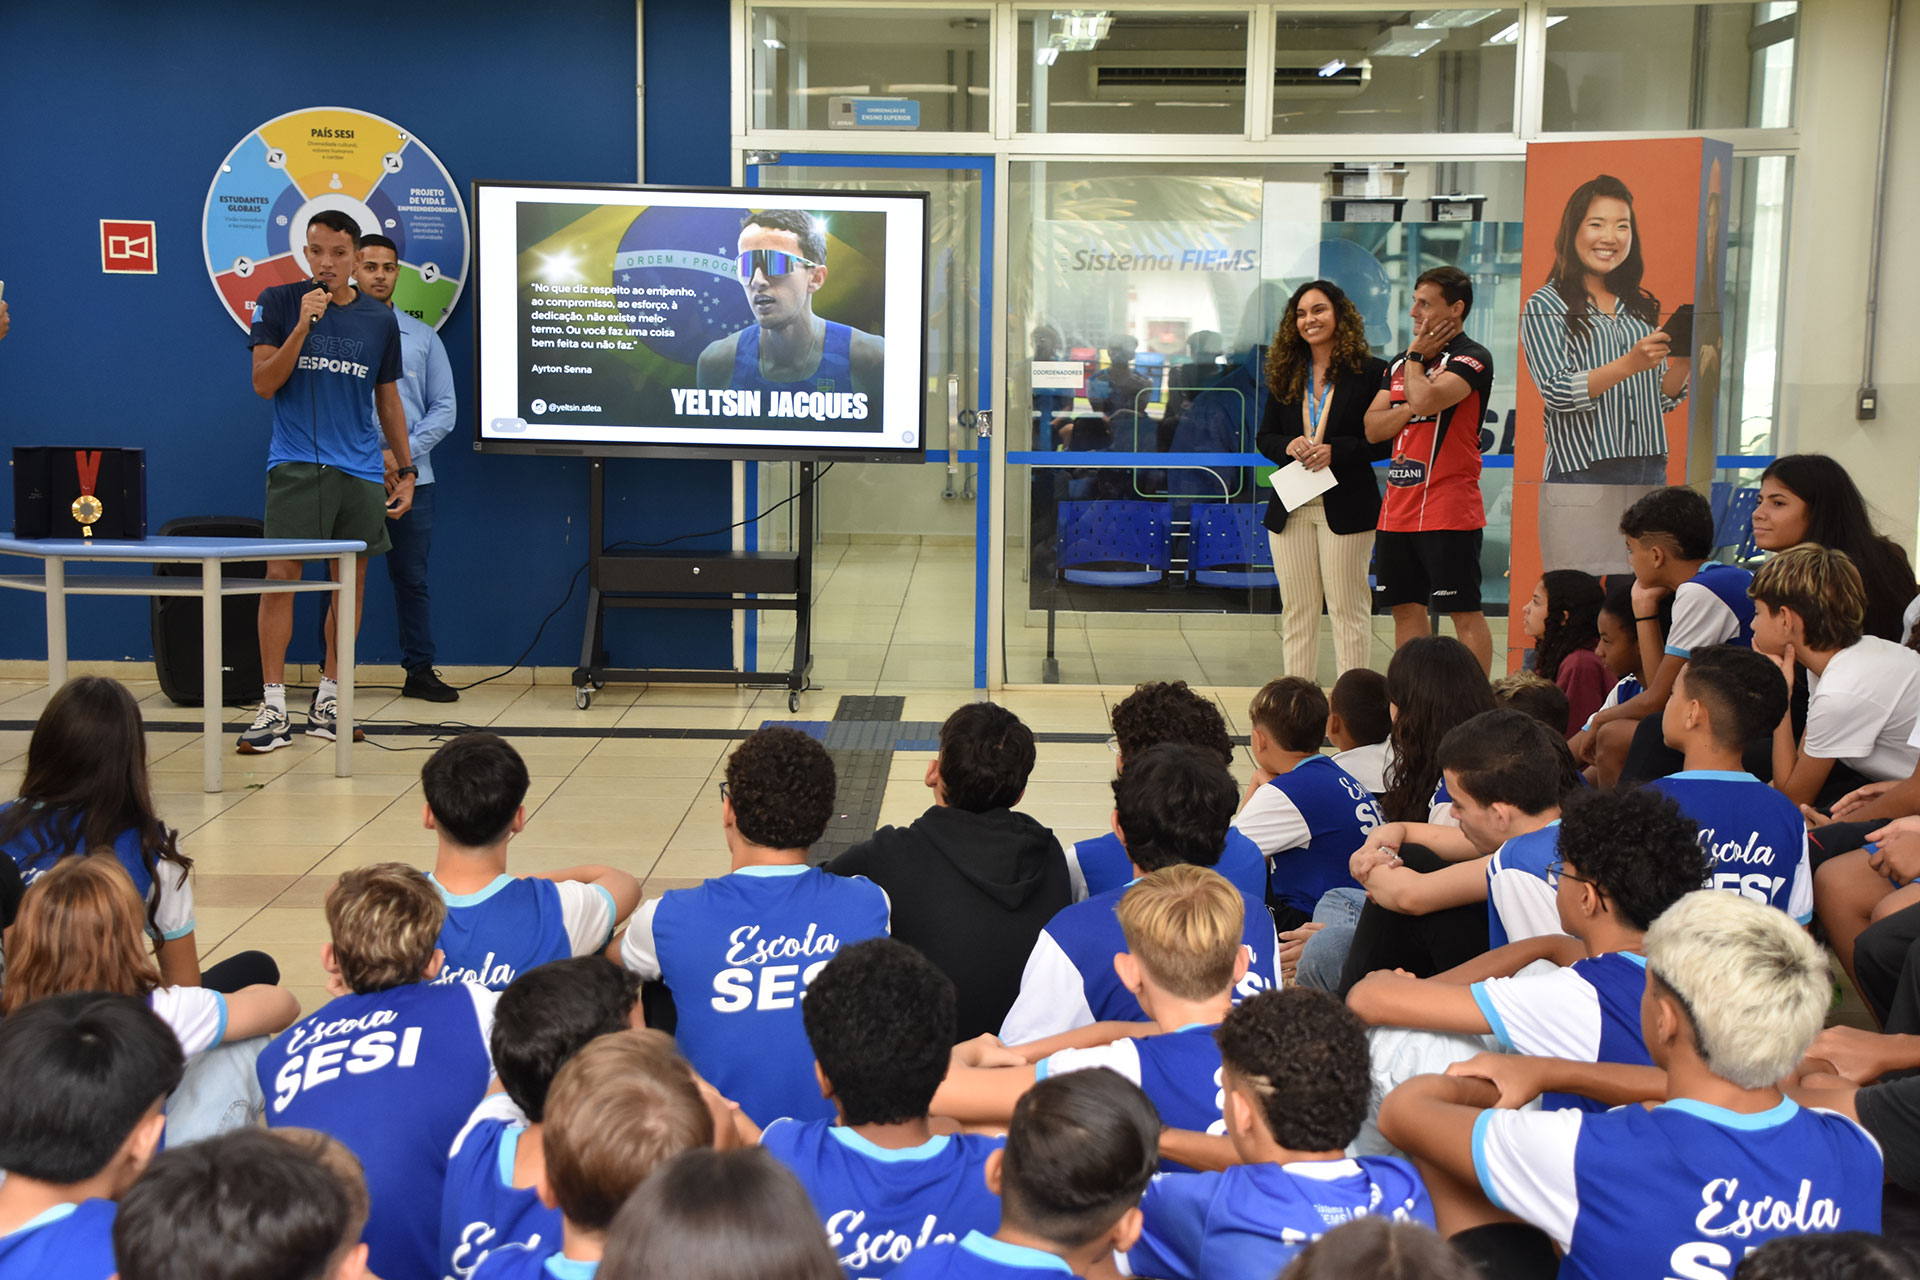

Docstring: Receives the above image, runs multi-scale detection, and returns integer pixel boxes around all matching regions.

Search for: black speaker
[12,446,148,539]
[150,516,266,708]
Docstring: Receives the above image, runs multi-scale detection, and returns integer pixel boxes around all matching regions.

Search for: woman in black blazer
[1256,279,1390,680]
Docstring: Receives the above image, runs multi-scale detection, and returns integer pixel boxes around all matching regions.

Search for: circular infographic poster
[203,106,468,332]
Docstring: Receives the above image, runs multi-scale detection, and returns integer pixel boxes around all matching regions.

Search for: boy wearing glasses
[696,209,885,401]
[620,727,890,1128]
[1347,788,1710,1130]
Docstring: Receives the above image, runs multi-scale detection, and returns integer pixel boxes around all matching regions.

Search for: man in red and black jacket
[1364,265,1496,673]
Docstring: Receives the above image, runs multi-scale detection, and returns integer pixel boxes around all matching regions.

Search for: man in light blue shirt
[355,235,460,702]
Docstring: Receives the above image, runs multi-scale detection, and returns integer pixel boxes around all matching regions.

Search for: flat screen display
[473,181,928,461]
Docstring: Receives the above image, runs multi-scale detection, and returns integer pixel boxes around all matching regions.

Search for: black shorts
[1374,528,1483,611]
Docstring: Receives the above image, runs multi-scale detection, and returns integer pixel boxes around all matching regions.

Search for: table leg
[44,557,67,691]
[335,552,355,778]
[203,559,223,793]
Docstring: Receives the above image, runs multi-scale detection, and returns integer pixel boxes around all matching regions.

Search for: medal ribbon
[75,450,102,498]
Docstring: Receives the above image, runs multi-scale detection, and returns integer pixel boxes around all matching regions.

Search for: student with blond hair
[256,863,497,1280]
[1379,891,1882,1280]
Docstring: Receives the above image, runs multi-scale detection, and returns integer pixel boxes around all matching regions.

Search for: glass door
[744,154,993,691]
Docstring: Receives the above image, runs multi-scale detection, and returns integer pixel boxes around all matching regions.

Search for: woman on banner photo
[1522,174,1692,575]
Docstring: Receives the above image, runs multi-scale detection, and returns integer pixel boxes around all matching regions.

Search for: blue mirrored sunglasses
[737,249,820,282]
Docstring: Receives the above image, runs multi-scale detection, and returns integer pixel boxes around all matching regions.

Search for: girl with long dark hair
[1256,278,1391,680]
[1752,453,1918,644]
[1520,569,1609,735]
[1522,175,1694,574]
[1380,636,1498,824]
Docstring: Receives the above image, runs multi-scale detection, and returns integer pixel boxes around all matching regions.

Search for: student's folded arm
[1347,973,1492,1033]
[1598,651,1684,725]
[928,1061,1038,1127]
[1008,1022,1148,1063]
[1784,1076,1863,1123]
[1363,389,1410,443]
[1383,822,1481,863]
[156,932,203,988]
[222,985,302,1042]
[530,864,643,918]
[1364,856,1490,916]
[1447,1053,1666,1110]
[1431,934,1584,985]
[1374,1073,1499,1185]
[1156,1129,1240,1173]
[1778,748,1836,809]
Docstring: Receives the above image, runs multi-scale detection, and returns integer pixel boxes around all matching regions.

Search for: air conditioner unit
[1087,51,1370,102]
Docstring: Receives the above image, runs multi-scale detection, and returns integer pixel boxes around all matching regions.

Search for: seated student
[1348,788,1709,1117]
[1734,1233,1920,1280]
[891,1071,1159,1280]
[761,938,1004,1278]
[1568,578,1657,790]
[1066,680,1265,904]
[1584,486,1754,785]
[999,745,1277,1044]
[1331,711,1579,995]
[258,862,497,1280]
[0,993,181,1280]
[1751,544,1920,808]
[622,727,891,1127]
[1230,677,1383,931]
[271,1129,372,1266]
[600,1147,846,1280]
[1277,1217,1481,1280]
[423,733,639,990]
[1378,890,1883,1280]
[443,957,641,1280]
[943,865,1246,1162]
[1645,644,1812,921]
[1491,672,1571,740]
[2,854,298,1145]
[828,704,1069,1039]
[1519,571,1609,737]
[1117,988,1433,1280]
[111,1128,369,1280]
[1327,667,1392,797]
[472,1030,716,1280]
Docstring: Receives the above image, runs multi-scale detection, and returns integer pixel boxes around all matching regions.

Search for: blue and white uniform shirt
[1472,1097,1882,1280]
[0,1199,118,1280]
[0,804,195,943]
[1581,676,1644,733]
[1646,771,1812,923]
[1067,829,1266,905]
[470,1242,594,1280]
[1118,1157,1434,1279]
[999,886,1277,1046]
[1231,755,1383,917]
[762,1119,1003,1279]
[1036,1024,1224,1169]
[1485,823,1563,950]
[621,865,890,1126]
[432,874,619,991]
[1664,563,1756,659]
[258,980,496,1280]
[1471,952,1651,1112]
[440,1094,561,1280]
[148,984,228,1059]
[888,1231,1074,1280]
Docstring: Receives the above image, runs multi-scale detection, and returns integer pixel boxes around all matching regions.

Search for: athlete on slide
[696,209,884,400]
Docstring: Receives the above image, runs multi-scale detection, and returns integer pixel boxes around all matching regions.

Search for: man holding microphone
[238,210,414,753]
[352,234,459,703]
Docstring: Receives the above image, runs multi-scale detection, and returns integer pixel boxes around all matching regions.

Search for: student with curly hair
[1518,570,1608,736]
[621,727,890,1127]
[1118,988,1432,1279]
[1255,279,1391,680]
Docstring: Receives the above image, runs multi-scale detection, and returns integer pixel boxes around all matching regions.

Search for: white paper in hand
[1268,460,1338,512]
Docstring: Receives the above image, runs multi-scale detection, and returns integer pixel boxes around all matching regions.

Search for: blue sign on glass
[831,96,921,130]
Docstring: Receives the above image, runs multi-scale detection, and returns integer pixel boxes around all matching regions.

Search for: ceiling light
[1371,25,1445,56]
[1036,43,1061,66]
[1052,9,1112,51]
[1318,58,1348,77]
[1484,14,1566,45]
[762,36,784,49]
[1413,9,1500,28]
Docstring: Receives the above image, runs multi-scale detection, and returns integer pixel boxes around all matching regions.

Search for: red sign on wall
[101,220,157,274]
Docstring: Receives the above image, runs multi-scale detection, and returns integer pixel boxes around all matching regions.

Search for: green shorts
[263,463,392,556]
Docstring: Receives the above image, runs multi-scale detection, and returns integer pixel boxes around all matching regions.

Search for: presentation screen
[473,182,928,461]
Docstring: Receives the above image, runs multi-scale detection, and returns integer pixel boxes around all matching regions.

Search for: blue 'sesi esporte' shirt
[249,279,402,483]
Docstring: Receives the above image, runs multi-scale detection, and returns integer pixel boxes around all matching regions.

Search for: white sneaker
[305,692,365,743]
[236,703,292,754]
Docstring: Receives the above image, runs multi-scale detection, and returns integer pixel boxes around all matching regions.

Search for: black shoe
[403,669,460,702]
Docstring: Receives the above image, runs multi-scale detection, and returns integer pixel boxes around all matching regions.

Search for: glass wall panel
[1542,2,1799,132]
[1005,161,1523,686]
[751,7,991,131]
[1723,154,1791,457]
[1017,10,1251,134]
[1271,9,1518,134]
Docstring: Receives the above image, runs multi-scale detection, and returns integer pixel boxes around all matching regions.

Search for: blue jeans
[165,1036,268,1145]
[386,481,437,672]
[1295,887,1367,992]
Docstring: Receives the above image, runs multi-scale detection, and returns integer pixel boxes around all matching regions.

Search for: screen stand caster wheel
[575,687,592,710]
[788,690,801,713]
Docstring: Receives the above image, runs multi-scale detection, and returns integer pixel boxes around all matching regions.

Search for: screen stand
[572,458,814,713]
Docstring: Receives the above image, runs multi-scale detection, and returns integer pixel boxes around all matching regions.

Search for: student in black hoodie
[827,702,1069,1038]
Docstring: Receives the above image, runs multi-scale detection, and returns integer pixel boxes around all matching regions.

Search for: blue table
[0,536,366,792]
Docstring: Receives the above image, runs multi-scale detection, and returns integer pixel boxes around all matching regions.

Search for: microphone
[307,276,332,327]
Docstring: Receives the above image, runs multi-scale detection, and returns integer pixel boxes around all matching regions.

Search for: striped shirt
[1520,285,1685,478]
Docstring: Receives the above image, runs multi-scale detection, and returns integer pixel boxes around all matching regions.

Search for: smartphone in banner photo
[1661,303,1694,352]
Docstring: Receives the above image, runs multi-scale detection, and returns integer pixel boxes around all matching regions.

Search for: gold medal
[73,450,104,539]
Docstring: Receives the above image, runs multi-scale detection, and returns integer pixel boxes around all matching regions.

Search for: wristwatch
[395,465,419,479]
[1405,350,1427,364]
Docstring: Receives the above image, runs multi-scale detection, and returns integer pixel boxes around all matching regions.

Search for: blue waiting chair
[1713,486,1761,562]
[1043,500,1173,682]
[1190,503,1278,589]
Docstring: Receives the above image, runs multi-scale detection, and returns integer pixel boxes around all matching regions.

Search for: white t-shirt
[1331,742,1389,795]
[147,985,227,1057]
[1805,636,1920,781]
